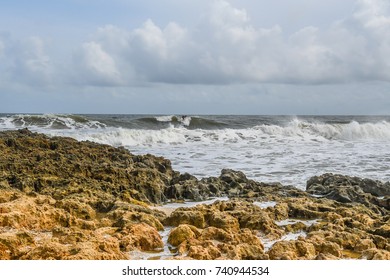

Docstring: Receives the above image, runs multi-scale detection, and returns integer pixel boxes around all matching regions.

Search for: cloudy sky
[1,0,390,114]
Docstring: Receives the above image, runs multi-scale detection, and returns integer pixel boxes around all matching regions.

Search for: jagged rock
[165,180,210,201]
[307,173,390,196]
[373,224,390,238]
[307,173,390,212]
[199,227,233,243]
[0,129,177,204]
[239,213,283,239]
[110,209,164,231]
[118,223,163,252]
[268,240,316,260]
[208,212,240,232]
[0,230,36,259]
[168,224,200,246]
[224,243,267,260]
[19,241,69,260]
[315,253,340,260]
[362,249,390,260]
[272,203,289,220]
[185,240,222,260]
[315,241,343,258]
[164,210,206,228]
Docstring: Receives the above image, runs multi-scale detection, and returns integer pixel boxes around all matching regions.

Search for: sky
[1,0,390,115]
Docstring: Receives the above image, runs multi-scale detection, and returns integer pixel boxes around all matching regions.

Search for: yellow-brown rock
[268,240,316,260]
[362,248,390,260]
[119,223,163,252]
[168,224,200,246]
[165,210,206,228]
[186,240,222,260]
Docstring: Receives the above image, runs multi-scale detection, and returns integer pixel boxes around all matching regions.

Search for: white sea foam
[275,219,318,227]
[156,115,192,126]
[156,115,175,122]
[253,201,277,209]
[253,118,390,141]
[259,231,309,252]
[152,197,230,215]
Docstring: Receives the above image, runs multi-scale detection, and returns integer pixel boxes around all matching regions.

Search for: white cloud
[23,37,51,79]
[209,0,250,28]
[76,41,122,86]
[133,19,168,59]
[354,0,390,29]
[0,35,54,86]
[92,25,131,58]
[67,0,389,86]
[355,0,390,79]
[3,0,390,88]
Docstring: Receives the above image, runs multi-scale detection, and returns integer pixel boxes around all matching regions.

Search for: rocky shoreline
[0,129,389,260]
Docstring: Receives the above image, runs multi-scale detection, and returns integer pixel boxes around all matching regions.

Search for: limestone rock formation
[0,129,389,260]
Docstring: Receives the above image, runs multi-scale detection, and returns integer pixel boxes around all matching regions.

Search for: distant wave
[149,115,228,129]
[0,114,106,130]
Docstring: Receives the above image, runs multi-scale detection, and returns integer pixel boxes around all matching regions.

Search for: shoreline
[0,129,389,260]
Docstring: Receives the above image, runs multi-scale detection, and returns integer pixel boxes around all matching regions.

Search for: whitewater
[1,114,390,189]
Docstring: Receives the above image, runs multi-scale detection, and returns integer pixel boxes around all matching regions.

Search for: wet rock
[165,180,210,201]
[307,173,390,212]
[220,169,248,186]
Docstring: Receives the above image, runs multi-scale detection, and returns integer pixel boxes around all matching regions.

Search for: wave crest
[249,118,390,140]
[154,115,226,129]
[2,115,390,144]
[0,114,106,130]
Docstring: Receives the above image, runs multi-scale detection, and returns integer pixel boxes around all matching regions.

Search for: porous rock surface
[0,129,389,260]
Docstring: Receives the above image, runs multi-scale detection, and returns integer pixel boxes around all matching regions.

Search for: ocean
[1,114,390,190]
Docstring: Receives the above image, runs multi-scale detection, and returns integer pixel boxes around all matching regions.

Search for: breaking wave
[1,115,390,145]
[253,119,390,141]
[0,114,106,130]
